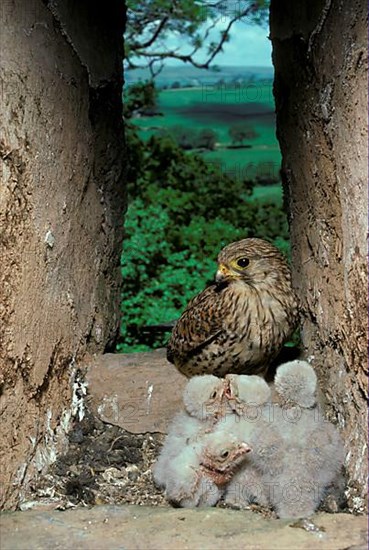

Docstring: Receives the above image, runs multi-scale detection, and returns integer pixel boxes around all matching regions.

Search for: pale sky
[163,21,272,68]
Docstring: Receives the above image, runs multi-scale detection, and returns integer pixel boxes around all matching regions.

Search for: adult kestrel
[167,238,299,378]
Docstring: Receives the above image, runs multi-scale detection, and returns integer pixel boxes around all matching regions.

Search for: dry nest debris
[23,408,274,516]
[23,407,345,517]
[23,409,167,510]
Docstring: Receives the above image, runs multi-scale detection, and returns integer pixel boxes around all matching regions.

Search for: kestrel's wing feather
[167,284,226,363]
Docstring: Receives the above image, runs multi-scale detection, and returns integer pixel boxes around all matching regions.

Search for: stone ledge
[86,350,187,434]
[1,506,367,550]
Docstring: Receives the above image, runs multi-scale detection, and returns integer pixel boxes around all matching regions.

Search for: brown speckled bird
[167,238,298,378]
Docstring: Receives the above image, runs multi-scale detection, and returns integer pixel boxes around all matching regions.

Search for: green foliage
[228,124,259,145]
[158,125,218,151]
[128,133,256,225]
[123,81,158,118]
[120,199,215,351]
[119,115,290,353]
[197,128,217,150]
[160,125,198,150]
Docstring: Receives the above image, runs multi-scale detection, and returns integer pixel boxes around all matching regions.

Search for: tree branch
[125,1,267,74]
[132,6,254,71]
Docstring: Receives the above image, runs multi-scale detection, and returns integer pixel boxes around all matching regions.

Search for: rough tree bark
[270,0,368,512]
[0,0,125,509]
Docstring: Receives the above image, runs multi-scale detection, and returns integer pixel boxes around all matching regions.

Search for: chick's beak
[216,263,232,282]
[224,375,238,399]
[241,442,252,454]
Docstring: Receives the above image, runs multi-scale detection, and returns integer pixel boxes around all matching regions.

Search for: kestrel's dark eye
[220,450,229,459]
[210,390,218,399]
[236,257,249,268]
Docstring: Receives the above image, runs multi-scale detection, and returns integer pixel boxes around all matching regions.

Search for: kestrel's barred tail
[167,238,299,378]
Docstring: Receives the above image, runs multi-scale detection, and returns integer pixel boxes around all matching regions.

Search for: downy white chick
[163,430,251,508]
[225,374,272,417]
[153,411,203,488]
[221,375,275,477]
[274,360,318,408]
[225,364,345,517]
[261,360,345,518]
[225,467,269,509]
[260,405,345,518]
[220,392,282,509]
[224,374,281,478]
[153,375,227,488]
[183,374,227,421]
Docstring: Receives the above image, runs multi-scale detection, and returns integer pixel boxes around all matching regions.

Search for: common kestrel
[224,374,272,416]
[273,359,317,409]
[183,374,227,421]
[226,361,344,518]
[155,427,251,508]
[167,238,299,378]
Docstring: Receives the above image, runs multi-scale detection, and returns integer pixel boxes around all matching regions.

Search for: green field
[249,183,282,203]
[125,64,274,88]
[133,84,281,181]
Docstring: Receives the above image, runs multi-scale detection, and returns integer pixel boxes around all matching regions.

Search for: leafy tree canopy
[158,125,218,150]
[228,123,259,145]
[125,0,270,75]
[124,80,158,117]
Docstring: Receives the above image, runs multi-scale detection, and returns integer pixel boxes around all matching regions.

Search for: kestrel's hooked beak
[216,263,232,282]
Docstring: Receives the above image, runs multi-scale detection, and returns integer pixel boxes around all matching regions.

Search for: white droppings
[71,376,88,421]
[146,383,154,415]
[44,230,55,248]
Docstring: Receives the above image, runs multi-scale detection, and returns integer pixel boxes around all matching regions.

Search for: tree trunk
[270,0,368,512]
[0,0,125,510]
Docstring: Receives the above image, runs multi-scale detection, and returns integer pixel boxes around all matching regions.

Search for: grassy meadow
[133,82,282,185]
